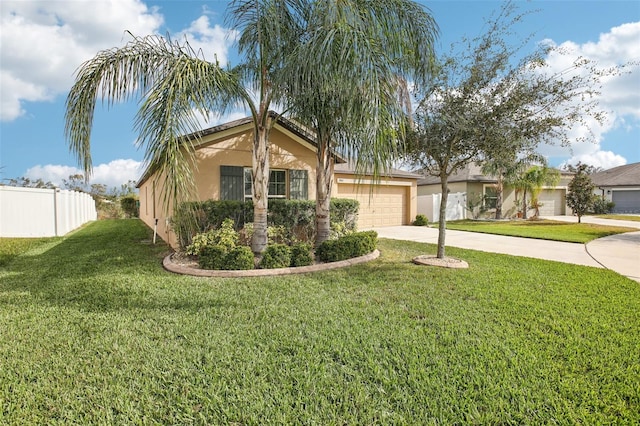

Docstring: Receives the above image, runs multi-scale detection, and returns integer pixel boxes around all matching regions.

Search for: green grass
[596,214,640,222]
[0,237,61,267]
[445,219,636,243]
[1,220,638,424]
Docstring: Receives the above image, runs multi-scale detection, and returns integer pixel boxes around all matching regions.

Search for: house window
[244,168,253,199]
[483,185,498,209]
[289,169,308,200]
[269,170,287,198]
[222,166,308,201]
[220,165,245,200]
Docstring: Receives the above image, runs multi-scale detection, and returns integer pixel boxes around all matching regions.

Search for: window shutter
[220,166,244,200]
[289,169,308,200]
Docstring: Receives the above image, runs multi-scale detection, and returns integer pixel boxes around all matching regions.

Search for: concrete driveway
[371,215,640,282]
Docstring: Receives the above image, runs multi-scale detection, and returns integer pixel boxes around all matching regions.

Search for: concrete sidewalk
[545,215,640,282]
[372,222,640,282]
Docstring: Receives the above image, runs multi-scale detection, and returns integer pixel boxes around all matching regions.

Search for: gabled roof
[417,163,495,185]
[416,162,572,186]
[591,162,640,187]
[190,111,319,150]
[136,112,344,187]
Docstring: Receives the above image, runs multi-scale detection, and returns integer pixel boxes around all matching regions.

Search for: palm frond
[65,33,244,211]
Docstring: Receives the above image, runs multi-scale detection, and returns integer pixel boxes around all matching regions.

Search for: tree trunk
[521,188,528,220]
[315,134,333,246]
[437,174,448,259]
[251,123,269,254]
[495,179,503,220]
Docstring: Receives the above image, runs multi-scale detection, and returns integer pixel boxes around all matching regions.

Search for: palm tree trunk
[251,123,269,254]
[315,134,333,246]
[437,174,448,259]
[522,188,528,220]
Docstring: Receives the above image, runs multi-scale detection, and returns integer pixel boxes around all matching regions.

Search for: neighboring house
[417,163,574,218]
[591,162,640,213]
[137,113,419,247]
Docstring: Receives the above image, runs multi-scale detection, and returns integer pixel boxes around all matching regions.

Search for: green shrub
[413,214,428,226]
[268,199,315,229]
[330,221,353,239]
[267,225,289,245]
[174,198,360,248]
[211,218,239,250]
[224,246,255,270]
[238,223,254,246]
[120,195,139,218]
[330,198,359,232]
[185,218,238,256]
[290,242,314,267]
[198,245,227,270]
[185,231,216,256]
[316,231,377,263]
[259,244,292,269]
[592,198,615,214]
[172,201,252,249]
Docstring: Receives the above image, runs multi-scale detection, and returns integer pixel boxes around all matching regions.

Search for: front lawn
[596,214,640,222]
[445,219,636,243]
[1,220,638,424]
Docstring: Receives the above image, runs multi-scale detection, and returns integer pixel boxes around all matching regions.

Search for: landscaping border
[163,249,380,277]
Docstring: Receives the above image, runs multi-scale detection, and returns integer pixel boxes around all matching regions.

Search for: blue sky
[1,0,639,189]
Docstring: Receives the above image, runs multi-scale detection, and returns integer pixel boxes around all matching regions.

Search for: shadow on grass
[0,220,235,312]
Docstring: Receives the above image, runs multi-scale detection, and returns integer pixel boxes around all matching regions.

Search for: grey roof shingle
[417,163,496,185]
[591,162,640,187]
[334,162,422,179]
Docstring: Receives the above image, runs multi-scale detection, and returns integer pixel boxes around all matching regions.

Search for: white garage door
[612,190,640,213]
[537,189,565,216]
[337,183,407,228]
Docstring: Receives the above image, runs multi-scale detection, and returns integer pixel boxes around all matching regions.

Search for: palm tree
[283,0,438,244]
[482,148,544,220]
[512,165,560,219]
[65,0,438,251]
[65,0,301,254]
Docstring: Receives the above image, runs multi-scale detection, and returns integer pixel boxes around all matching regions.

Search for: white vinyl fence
[0,186,97,237]
[417,192,467,222]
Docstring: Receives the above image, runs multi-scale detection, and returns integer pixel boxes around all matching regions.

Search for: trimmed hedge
[173,198,359,248]
[316,231,378,263]
[198,245,227,270]
[259,244,292,269]
[290,242,314,267]
[198,244,255,270]
[225,246,255,270]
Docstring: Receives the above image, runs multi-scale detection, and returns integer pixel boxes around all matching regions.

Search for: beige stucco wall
[191,125,318,202]
[138,124,319,248]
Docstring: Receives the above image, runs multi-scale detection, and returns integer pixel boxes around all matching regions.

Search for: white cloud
[1,0,164,121]
[24,164,82,186]
[177,15,237,65]
[1,1,238,122]
[25,159,142,189]
[560,151,627,170]
[536,22,640,165]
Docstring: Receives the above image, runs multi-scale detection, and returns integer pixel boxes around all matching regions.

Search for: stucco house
[591,162,640,213]
[417,163,574,218]
[137,113,419,247]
